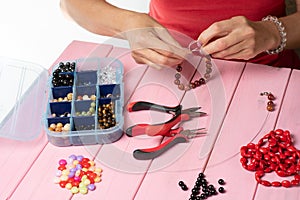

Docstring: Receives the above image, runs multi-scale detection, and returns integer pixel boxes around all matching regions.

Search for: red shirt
[149,0,300,68]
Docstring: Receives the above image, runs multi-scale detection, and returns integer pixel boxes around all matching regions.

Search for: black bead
[218,179,225,185]
[208,184,214,190]
[181,185,188,191]
[218,187,225,193]
[192,188,199,195]
[178,180,185,186]
[198,173,205,178]
[200,193,207,199]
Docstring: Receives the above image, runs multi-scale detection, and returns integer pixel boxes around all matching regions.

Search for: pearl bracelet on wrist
[262,15,287,55]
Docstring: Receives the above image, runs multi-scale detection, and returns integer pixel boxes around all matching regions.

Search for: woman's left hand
[198,16,280,60]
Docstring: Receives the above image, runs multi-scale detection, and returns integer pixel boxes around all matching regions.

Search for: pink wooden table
[1,40,300,200]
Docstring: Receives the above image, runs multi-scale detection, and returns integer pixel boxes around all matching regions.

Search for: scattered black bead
[218,179,225,185]
[178,181,185,186]
[181,185,188,191]
[218,187,225,193]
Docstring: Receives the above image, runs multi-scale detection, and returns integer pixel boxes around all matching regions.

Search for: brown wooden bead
[267,105,274,111]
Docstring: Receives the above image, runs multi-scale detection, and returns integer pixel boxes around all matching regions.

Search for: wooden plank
[202,63,291,200]
[6,41,113,200]
[255,69,300,200]
[134,59,246,200]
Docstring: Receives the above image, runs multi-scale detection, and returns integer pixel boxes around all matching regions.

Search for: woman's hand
[121,14,188,69]
[198,16,281,60]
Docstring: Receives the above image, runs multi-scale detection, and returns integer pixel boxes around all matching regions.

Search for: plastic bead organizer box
[46,57,124,146]
[0,57,124,146]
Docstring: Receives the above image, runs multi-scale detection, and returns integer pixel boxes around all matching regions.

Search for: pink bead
[59,159,67,165]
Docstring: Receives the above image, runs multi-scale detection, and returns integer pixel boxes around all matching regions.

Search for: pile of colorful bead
[240,129,300,187]
[54,155,102,194]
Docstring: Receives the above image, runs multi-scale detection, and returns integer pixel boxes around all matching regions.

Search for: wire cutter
[125,101,207,160]
[126,101,206,137]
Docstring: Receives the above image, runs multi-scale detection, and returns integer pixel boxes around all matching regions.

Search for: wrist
[262,15,287,54]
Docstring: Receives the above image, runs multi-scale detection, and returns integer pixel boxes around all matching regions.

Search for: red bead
[260,180,271,186]
[58,165,66,171]
[199,78,206,84]
[267,93,275,100]
[291,179,300,186]
[194,80,201,87]
[294,174,300,180]
[72,181,80,187]
[255,171,264,178]
[271,181,281,187]
[176,65,182,72]
[59,181,67,188]
[267,101,274,106]
[276,170,287,177]
[259,147,269,154]
[247,143,256,149]
[268,138,277,147]
[82,162,91,169]
[281,180,291,188]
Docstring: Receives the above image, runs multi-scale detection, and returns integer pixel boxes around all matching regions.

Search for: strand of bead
[260,92,276,111]
[174,56,212,91]
[240,129,300,187]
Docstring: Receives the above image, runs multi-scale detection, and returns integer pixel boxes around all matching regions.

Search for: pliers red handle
[133,128,206,160]
[126,101,206,137]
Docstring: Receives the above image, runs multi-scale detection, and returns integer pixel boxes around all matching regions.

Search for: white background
[0,0,150,69]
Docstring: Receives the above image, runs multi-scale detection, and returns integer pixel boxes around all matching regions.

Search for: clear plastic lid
[0,57,48,140]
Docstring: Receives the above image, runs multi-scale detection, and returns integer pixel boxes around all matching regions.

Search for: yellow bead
[83,179,91,185]
[94,177,101,183]
[95,171,102,177]
[62,170,69,176]
[75,170,81,176]
[71,187,79,194]
[95,167,102,173]
[65,183,72,190]
[79,187,88,194]
[88,160,95,166]
[81,175,87,180]
[73,160,79,166]
[82,168,88,172]
[60,175,68,181]
[89,166,95,172]
[79,182,85,188]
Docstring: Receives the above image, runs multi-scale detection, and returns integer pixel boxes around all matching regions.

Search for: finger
[132,48,183,68]
[202,34,243,55]
[154,28,190,58]
[198,19,233,46]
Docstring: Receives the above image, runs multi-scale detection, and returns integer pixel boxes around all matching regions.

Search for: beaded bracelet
[174,41,212,91]
[262,15,287,55]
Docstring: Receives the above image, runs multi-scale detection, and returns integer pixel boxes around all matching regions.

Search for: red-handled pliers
[133,128,206,160]
[126,101,206,137]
